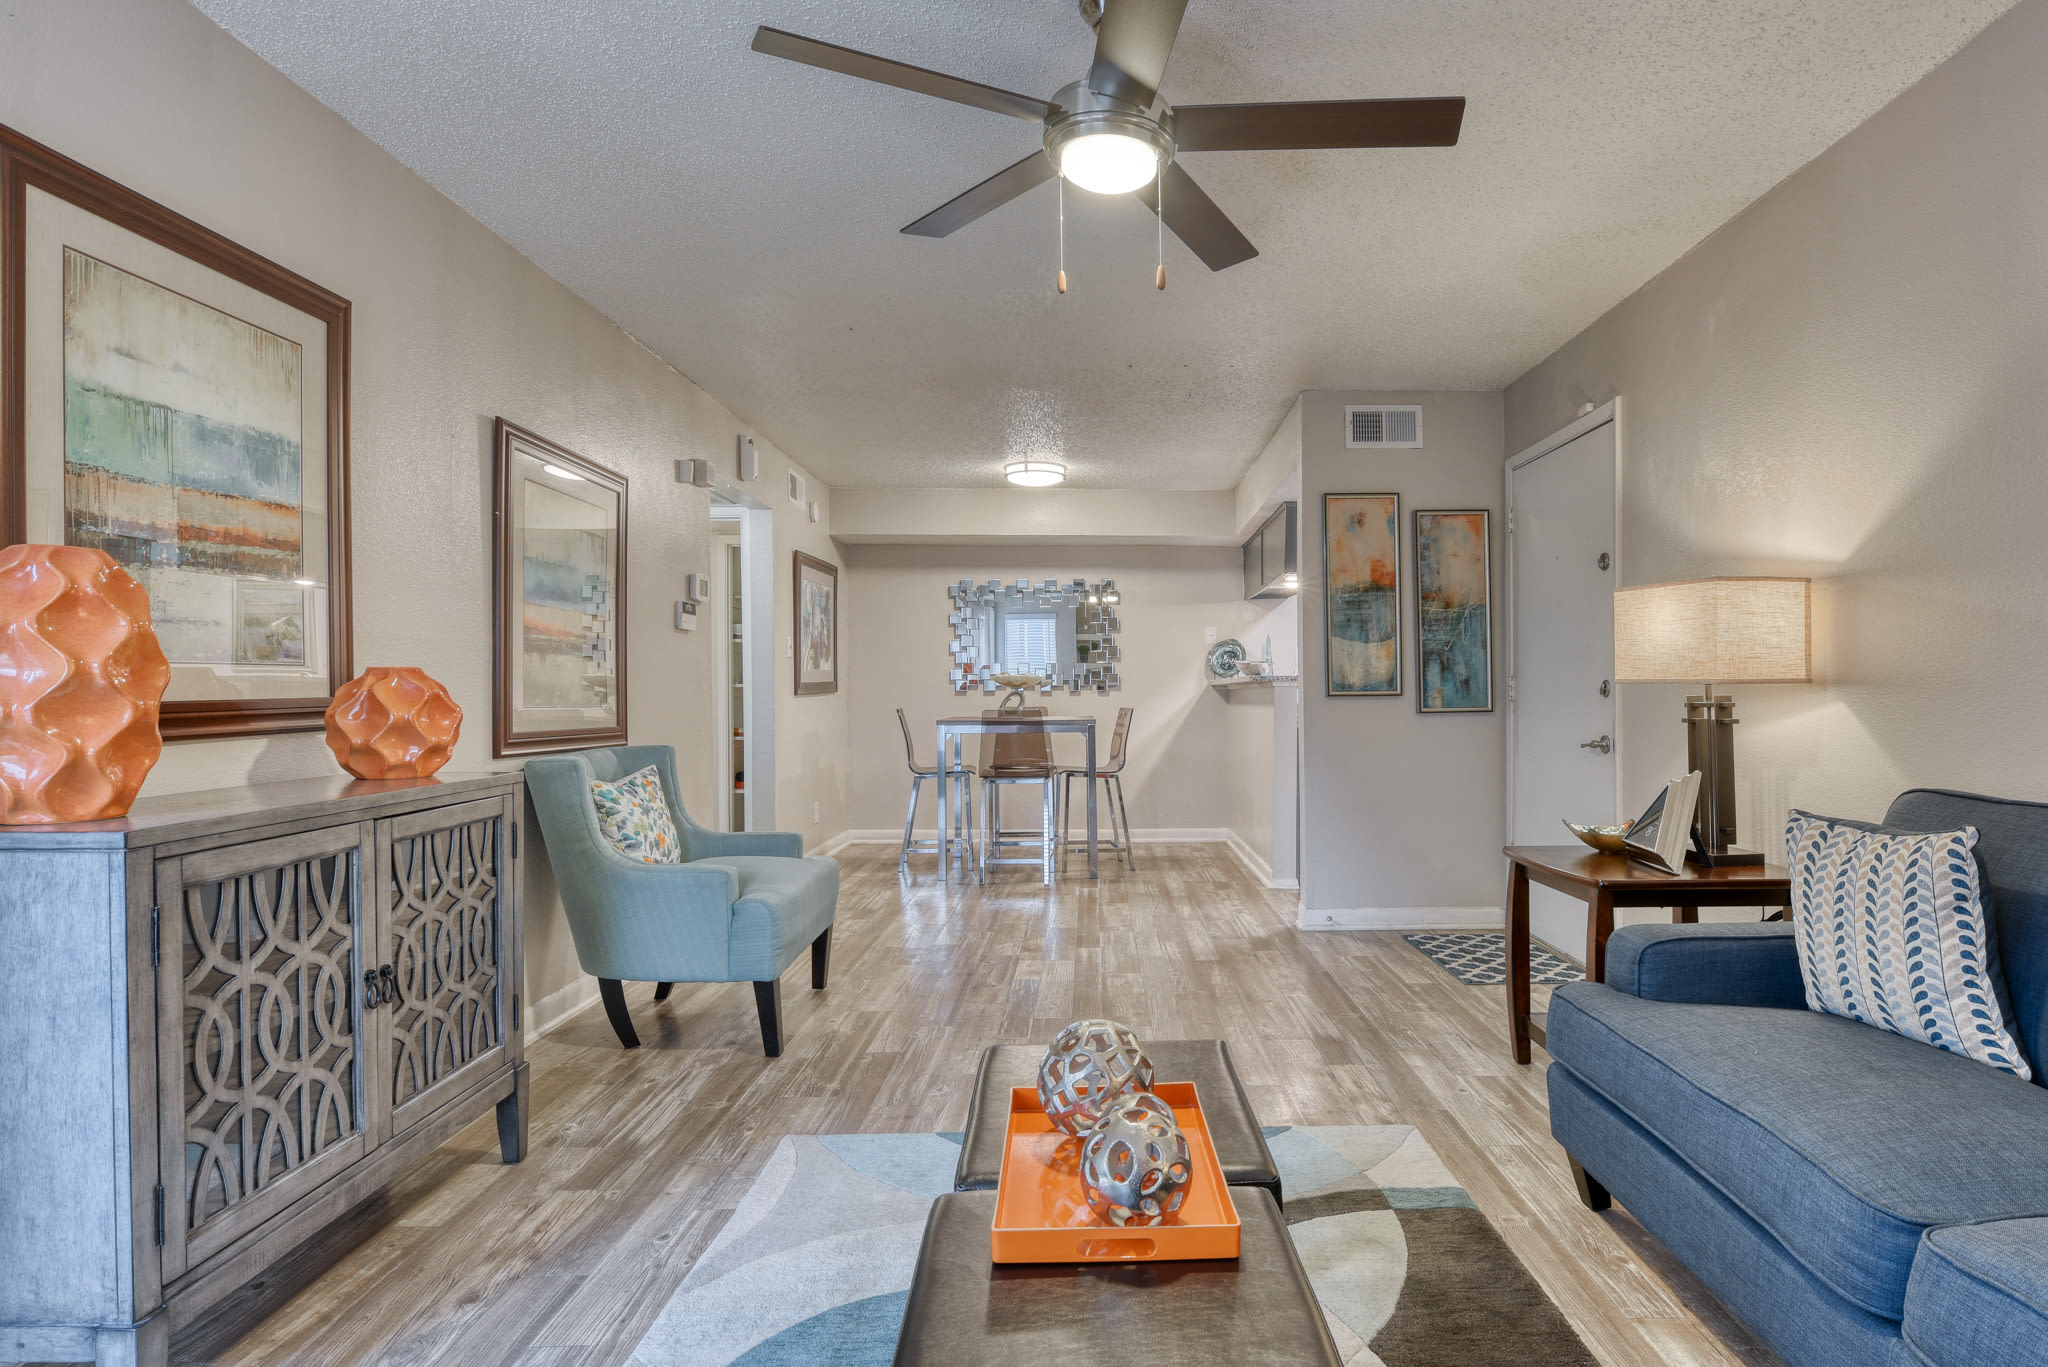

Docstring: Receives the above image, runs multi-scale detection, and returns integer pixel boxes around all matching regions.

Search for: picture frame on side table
[1323,493,1402,696]
[793,550,838,696]
[492,418,629,755]
[1414,509,1493,713]
[1,122,353,738]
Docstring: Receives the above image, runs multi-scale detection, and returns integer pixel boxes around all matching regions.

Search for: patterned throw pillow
[590,765,683,864]
[1788,810,2031,1080]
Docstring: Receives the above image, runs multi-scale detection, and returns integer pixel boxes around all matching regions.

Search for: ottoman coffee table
[953,1039,1283,1206]
[893,1187,1341,1365]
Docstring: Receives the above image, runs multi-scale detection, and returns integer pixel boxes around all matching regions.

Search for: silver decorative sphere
[1082,1092,1193,1227]
[1037,1019,1154,1137]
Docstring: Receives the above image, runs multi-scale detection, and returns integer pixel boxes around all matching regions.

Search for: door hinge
[1506,674,1517,702]
[150,905,160,967]
[1505,509,1514,535]
[152,1184,165,1245]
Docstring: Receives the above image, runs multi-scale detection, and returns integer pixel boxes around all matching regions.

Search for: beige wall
[0,0,847,1027]
[1505,0,2048,871]
[1298,390,1507,922]
[842,544,1273,839]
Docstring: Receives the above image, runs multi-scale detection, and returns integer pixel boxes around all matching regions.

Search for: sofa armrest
[1605,923,1806,1009]
[1903,1217,2048,1367]
[685,829,806,859]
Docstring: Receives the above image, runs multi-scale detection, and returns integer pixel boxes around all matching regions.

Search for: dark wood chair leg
[1569,1156,1612,1211]
[495,1061,529,1163]
[754,978,784,1057]
[811,927,832,989]
[598,977,640,1049]
[653,981,674,1002]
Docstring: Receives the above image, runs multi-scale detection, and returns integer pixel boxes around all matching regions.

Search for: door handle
[363,969,385,1008]
[378,964,400,1009]
[1580,735,1613,755]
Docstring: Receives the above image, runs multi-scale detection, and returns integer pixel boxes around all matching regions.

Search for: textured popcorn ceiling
[193,0,2014,490]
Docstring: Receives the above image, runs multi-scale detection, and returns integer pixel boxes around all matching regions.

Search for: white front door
[1509,415,1619,960]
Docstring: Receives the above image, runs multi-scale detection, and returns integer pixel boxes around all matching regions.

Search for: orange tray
[990,1081,1242,1264]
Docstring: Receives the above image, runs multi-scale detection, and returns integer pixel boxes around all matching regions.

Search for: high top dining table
[935,713,1097,883]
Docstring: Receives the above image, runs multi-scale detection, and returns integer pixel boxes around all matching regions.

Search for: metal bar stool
[1059,707,1135,871]
[977,707,1057,880]
[897,708,976,874]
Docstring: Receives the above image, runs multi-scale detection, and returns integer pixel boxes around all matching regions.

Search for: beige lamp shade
[1613,577,1811,684]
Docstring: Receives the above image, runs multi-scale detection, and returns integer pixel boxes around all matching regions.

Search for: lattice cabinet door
[153,823,377,1281]
[371,796,521,1142]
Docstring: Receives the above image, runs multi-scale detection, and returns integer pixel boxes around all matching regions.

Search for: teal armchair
[523,745,837,1056]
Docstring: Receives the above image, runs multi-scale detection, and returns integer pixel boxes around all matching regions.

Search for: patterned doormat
[1404,932,1584,987]
[629,1125,1595,1366]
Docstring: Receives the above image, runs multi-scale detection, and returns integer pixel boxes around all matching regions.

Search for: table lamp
[1613,577,1811,866]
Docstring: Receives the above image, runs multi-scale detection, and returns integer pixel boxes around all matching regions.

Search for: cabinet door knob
[363,969,385,1008]
[378,964,400,1008]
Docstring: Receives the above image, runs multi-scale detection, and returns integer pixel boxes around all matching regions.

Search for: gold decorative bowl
[1564,819,1634,854]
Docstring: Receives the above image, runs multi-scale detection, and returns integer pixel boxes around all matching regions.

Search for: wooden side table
[1503,845,1792,1064]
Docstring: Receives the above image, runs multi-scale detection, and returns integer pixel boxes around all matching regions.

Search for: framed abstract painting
[1,123,353,738]
[1323,493,1401,696]
[793,551,837,696]
[1413,509,1493,713]
[492,419,629,755]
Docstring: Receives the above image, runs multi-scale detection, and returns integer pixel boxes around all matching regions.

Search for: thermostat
[674,601,699,631]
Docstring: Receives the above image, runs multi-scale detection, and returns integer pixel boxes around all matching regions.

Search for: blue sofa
[1547,789,2048,1367]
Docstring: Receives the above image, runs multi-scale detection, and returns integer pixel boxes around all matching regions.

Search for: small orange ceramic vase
[324,667,463,779]
[0,544,172,824]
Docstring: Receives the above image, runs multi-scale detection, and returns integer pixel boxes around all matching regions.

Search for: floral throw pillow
[1788,809,2031,1080]
[591,765,682,864]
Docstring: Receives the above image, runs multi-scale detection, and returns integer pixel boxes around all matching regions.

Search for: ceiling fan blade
[1173,97,1466,151]
[1088,0,1190,106]
[752,27,1051,123]
[902,152,1057,238]
[1139,162,1257,271]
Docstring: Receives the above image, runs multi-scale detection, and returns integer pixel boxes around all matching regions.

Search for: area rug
[1405,931,1583,986]
[629,1125,1595,1367]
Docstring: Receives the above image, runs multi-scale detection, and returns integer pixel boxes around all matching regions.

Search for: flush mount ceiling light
[1005,459,1066,487]
[751,1,1466,279]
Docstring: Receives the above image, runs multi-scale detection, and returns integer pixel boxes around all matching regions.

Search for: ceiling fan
[751,0,1465,276]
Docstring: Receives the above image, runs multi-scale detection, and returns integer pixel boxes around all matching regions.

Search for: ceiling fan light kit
[1005,460,1067,488]
[751,0,1464,279]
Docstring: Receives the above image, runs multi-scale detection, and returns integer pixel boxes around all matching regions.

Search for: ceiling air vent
[1345,405,1422,449]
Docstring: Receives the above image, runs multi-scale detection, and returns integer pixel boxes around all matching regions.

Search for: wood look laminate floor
[146,843,1783,1367]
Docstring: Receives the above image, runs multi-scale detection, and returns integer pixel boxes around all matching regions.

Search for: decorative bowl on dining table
[1563,819,1634,854]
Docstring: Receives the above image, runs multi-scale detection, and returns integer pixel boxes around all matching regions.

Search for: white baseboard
[837,827,1232,845]
[1300,906,1504,932]
[808,830,854,857]
[527,975,600,1040]
[1223,830,1272,885]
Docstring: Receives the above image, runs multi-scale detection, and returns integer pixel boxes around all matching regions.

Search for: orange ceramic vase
[324,667,462,779]
[0,544,172,824]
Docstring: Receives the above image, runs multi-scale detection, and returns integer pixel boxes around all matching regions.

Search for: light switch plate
[675,601,698,630]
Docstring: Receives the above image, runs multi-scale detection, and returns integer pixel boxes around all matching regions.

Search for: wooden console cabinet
[0,773,528,1367]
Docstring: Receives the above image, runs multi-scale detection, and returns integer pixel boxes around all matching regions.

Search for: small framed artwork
[492,419,629,756]
[1323,493,1401,696]
[1414,509,1493,712]
[2,123,353,738]
[793,551,837,696]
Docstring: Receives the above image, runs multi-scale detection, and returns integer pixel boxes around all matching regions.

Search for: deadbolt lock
[1599,680,1611,697]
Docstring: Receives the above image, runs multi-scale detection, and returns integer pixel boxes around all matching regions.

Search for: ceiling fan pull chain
[1155,174,1166,290]
[1057,175,1068,295]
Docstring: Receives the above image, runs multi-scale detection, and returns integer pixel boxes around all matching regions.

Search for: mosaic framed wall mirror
[948,579,1123,694]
